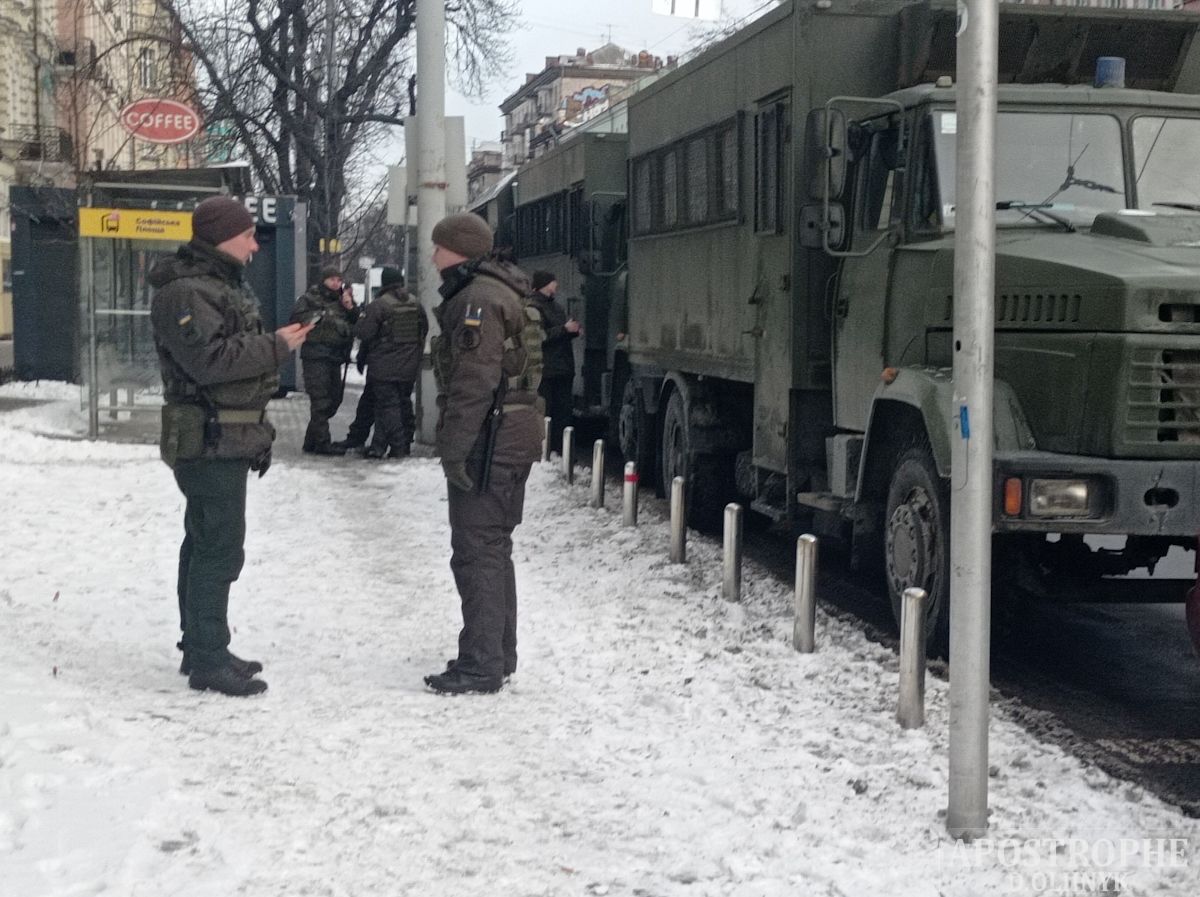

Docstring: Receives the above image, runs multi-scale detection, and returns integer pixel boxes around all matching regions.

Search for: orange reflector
[881,367,899,384]
[1003,478,1023,517]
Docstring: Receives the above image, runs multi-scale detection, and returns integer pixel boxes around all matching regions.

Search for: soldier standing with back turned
[423,213,543,695]
[353,267,428,458]
[150,196,312,696]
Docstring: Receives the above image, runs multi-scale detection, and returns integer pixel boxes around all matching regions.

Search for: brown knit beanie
[320,265,343,281]
[191,197,255,246]
[431,213,494,259]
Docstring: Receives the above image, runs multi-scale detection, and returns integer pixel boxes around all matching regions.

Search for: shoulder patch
[458,328,481,350]
[464,305,483,327]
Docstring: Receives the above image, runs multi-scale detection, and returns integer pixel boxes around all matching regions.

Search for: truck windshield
[1133,116,1200,209]
[932,110,1125,229]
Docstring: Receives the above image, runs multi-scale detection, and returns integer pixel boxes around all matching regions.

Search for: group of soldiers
[150,196,578,698]
[290,265,428,460]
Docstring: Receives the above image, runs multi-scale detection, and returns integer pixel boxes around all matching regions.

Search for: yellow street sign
[79,207,193,241]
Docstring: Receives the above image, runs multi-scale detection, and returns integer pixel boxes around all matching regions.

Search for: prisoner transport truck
[612,0,1200,648]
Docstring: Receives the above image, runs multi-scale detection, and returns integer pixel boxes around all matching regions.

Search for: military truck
[616,0,1200,646]
[471,131,629,426]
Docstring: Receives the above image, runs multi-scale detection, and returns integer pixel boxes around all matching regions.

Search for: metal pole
[542,415,552,462]
[590,440,605,508]
[722,503,743,601]
[669,476,686,564]
[562,426,574,484]
[415,0,447,443]
[85,224,99,441]
[898,587,928,729]
[324,0,336,259]
[793,534,817,652]
[949,0,997,841]
[622,461,639,526]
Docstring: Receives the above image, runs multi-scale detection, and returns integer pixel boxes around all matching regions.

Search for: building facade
[0,0,196,337]
[499,43,673,167]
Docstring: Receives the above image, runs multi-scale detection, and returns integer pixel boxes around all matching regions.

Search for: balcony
[5,125,75,163]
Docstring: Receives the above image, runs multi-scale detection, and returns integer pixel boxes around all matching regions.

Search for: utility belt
[160,401,268,467]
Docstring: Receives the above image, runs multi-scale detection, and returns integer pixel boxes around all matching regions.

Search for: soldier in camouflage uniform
[150,196,311,697]
[352,267,428,458]
[424,214,543,695]
[290,265,360,454]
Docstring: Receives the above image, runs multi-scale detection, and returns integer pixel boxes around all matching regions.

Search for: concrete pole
[415,0,447,443]
[948,0,997,841]
[562,426,575,484]
[622,462,639,526]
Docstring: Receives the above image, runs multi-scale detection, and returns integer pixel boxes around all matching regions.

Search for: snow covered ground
[1,380,1197,897]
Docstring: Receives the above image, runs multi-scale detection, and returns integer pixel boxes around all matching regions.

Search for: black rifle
[478,377,507,494]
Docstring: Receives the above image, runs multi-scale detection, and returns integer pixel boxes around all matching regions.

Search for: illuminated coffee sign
[119,99,201,144]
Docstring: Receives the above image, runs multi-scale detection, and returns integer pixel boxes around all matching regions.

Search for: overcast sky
[444,0,771,149]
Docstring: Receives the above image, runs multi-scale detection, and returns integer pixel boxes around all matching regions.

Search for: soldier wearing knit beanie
[191,196,256,248]
[431,213,494,262]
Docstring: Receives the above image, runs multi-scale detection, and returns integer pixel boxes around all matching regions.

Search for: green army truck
[616,0,1200,646]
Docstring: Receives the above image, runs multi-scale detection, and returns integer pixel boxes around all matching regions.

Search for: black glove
[252,449,272,479]
[441,458,474,492]
[356,356,366,375]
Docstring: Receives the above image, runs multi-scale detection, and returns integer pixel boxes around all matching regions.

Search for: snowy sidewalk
[1,380,1197,897]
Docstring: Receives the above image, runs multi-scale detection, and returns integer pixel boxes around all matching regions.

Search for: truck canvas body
[613,0,1200,646]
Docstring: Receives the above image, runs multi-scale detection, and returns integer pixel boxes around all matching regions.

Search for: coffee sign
[120,99,201,144]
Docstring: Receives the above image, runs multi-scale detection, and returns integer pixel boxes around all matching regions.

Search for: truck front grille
[1126,347,1200,444]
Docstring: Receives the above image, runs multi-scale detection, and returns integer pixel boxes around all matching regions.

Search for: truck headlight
[1028,479,1091,518]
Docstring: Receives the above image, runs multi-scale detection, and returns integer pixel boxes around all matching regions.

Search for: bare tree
[164,0,515,273]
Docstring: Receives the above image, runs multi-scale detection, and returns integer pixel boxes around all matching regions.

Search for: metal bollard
[722,503,743,601]
[897,587,928,729]
[542,416,552,462]
[669,476,687,563]
[793,534,818,652]
[590,440,606,508]
[622,462,639,526]
[562,426,575,484]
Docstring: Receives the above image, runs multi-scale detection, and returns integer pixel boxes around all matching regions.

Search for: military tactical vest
[502,301,543,394]
[380,294,421,344]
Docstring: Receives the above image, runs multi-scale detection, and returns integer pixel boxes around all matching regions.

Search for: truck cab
[821,83,1200,645]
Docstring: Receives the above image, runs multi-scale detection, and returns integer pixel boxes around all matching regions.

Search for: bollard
[897,587,928,729]
[793,534,818,652]
[722,503,743,601]
[669,476,687,563]
[562,426,575,484]
[542,416,552,462]
[590,440,606,508]
[622,462,639,526]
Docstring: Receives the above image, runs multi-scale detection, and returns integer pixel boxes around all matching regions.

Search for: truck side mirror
[806,107,847,202]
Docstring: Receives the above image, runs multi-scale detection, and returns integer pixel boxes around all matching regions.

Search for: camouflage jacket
[432,259,542,468]
[353,285,428,382]
[290,283,360,362]
[149,240,287,460]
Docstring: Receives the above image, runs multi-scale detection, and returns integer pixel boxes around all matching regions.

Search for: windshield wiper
[996,201,1076,233]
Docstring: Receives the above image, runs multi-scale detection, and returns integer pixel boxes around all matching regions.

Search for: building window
[138,49,156,90]
[717,123,739,218]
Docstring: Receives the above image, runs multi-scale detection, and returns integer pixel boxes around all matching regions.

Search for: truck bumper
[994,450,1200,537]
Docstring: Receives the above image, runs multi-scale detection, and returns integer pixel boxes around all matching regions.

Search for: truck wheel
[618,379,656,489]
[884,446,951,655]
[661,389,728,530]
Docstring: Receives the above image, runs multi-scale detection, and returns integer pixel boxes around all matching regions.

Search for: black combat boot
[305,443,346,456]
[179,644,263,678]
[363,446,386,459]
[188,664,268,696]
[424,667,503,694]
